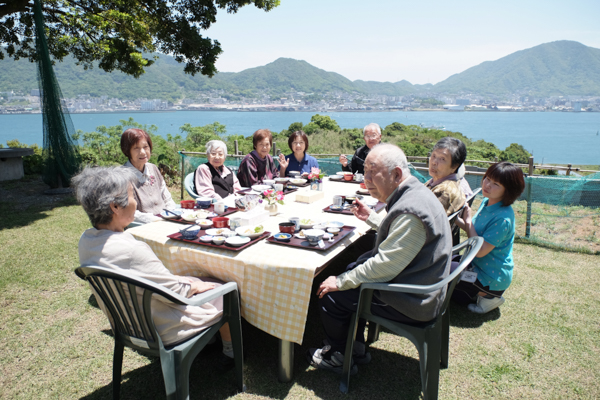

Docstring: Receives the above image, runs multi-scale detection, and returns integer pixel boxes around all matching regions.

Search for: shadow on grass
[0,176,78,230]
[0,196,78,230]
[448,302,502,328]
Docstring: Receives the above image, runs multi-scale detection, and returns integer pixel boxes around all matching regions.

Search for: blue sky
[205,0,600,84]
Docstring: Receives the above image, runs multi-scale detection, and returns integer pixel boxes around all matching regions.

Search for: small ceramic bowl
[279,222,296,234]
[329,175,343,180]
[180,200,195,209]
[329,205,343,211]
[303,229,325,246]
[179,226,200,240]
[262,179,275,186]
[197,219,213,229]
[212,217,229,228]
[343,173,354,181]
[288,170,301,177]
[251,184,271,193]
[196,197,212,209]
[290,178,307,185]
[273,233,292,242]
[327,227,340,236]
[212,236,226,245]
[199,235,214,243]
[222,230,237,238]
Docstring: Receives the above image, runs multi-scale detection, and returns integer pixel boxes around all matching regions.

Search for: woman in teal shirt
[453,162,525,314]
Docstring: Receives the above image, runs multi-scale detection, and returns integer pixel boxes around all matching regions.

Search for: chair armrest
[358,236,483,295]
[360,281,440,295]
[183,282,238,307]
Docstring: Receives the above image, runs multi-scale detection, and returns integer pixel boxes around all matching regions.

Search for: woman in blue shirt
[453,162,525,314]
[278,130,319,177]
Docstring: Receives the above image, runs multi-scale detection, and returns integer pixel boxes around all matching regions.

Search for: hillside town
[1,88,600,114]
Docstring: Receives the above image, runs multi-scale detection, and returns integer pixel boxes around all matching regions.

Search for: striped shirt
[336,208,427,291]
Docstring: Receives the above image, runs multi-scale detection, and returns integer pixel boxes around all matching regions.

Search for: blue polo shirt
[472,198,515,291]
[284,153,319,176]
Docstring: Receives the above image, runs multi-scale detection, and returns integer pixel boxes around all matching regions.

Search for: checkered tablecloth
[128,181,380,344]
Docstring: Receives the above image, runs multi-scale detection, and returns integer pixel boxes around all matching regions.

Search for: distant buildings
[1,88,599,114]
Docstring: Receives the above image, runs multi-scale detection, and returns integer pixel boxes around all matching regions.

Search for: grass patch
[1,179,599,399]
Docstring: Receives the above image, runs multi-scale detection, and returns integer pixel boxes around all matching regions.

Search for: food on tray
[300,219,313,224]
[241,225,264,235]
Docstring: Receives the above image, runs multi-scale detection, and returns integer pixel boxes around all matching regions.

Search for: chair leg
[113,341,124,400]
[228,295,245,392]
[159,352,182,400]
[366,322,380,344]
[340,313,359,394]
[418,329,442,400]
[441,311,450,369]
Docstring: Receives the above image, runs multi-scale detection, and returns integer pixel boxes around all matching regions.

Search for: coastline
[1,108,596,115]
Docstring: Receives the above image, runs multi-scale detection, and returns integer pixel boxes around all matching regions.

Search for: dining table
[126,177,385,381]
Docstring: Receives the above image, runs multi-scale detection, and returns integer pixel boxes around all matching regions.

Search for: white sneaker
[468,296,505,314]
[322,339,372,365]
[307,345,358,375]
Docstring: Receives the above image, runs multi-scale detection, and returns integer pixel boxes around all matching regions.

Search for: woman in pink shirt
[194,140,242,199]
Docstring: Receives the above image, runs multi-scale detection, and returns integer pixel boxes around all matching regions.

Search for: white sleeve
[134,210,162,224]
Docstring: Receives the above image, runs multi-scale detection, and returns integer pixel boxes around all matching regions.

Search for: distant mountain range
[1,40,599,100]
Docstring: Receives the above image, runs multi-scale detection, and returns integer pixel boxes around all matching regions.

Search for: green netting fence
[516,172,600,254]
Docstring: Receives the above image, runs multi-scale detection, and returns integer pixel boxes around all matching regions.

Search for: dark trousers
[318,262,420,354]
[450,256,505,306]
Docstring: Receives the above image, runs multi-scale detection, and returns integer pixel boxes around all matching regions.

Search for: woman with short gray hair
[426,137,469,215]
[72,166,237,370]
[194,139,242,200]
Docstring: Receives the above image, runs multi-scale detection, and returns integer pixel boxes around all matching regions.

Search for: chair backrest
[75,265,189,351]
[184,172,199,199]
[466,187,481,207]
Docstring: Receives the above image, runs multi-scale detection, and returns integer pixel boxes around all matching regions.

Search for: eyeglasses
[364,135,380,140]
[292,142,304,146]
[209,152,224,157]
[258,143,270,148]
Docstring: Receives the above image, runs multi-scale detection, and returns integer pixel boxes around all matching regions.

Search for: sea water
[1,111,599,165]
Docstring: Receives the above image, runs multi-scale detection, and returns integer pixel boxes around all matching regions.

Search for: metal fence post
[567,164,571,176]
[180,150,185,200]
[234,140,239,156]
[525,156,534,238]
[273,142,277,157]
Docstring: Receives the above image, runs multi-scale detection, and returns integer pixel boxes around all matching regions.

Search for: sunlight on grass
[1,182,599,399]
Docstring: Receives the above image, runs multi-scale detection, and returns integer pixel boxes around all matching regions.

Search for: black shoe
[216,353,235,373]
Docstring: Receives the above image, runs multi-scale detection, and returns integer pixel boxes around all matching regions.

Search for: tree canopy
[0,0,279,78]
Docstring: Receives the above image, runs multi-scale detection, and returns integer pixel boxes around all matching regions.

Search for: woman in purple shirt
[237,129,279,187]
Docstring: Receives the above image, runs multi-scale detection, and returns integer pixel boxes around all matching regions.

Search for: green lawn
[1,177,599,399]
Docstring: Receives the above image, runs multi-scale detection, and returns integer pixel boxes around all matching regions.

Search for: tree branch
[0,0,32,19]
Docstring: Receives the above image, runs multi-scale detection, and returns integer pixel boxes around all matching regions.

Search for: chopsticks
[163,209,177,216]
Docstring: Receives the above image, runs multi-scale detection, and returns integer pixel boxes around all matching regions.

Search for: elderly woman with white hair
[194,140,242,200]
[72,166,237,370]
[339,122,382,174]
